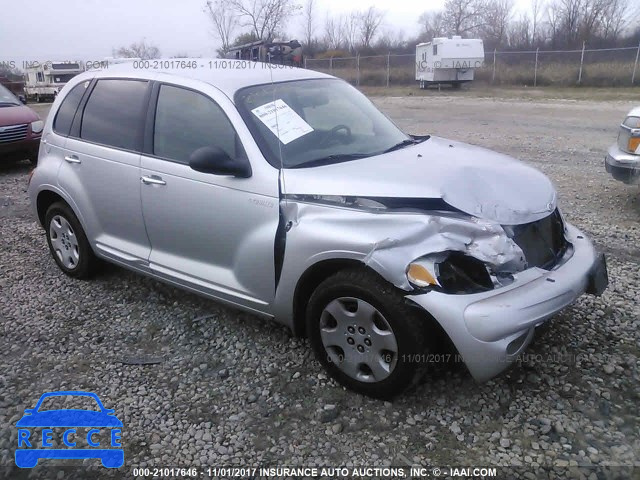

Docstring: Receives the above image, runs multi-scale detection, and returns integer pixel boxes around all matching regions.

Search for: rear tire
[306,268,430,399]
[44,202,97,279]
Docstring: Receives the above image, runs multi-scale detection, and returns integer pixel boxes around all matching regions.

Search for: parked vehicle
[28,61,607,398]
[227,39,304,67]
[605,107,640,184]
[24,61,84,103]
[416,37,485,89]
[0,83,42,164]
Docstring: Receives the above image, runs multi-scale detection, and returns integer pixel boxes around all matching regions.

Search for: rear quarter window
[80,79,148,151]
[53,81,90,136]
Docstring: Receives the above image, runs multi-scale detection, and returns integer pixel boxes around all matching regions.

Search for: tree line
[206,0,640,58]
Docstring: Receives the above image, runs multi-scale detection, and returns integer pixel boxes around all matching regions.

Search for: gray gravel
[1,96,639,479]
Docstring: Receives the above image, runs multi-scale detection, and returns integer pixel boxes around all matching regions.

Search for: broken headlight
[407,252,494,294]
[436,252,494,293]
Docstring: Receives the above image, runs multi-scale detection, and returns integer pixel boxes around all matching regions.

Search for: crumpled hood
[284,136,557,225]
[0,105,39,127]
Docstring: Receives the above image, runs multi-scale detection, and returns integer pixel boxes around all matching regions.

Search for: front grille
[507,209,567,269]
[0,124,28,144]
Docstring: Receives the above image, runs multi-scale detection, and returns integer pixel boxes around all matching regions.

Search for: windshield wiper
[382,136,430,154]
[0,102,20,107]
[289,153,372,169]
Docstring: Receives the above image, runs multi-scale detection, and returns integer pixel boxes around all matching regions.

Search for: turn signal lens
[628,137,640,154]
[407,263,437,287]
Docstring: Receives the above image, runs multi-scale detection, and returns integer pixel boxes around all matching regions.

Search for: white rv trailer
[24,61,84,102]
[415,37,485,89]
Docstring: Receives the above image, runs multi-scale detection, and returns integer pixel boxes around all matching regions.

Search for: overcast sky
[3,0,535,62]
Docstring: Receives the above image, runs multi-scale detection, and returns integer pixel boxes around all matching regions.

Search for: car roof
[83,59,333,98]
[628,106,640,118]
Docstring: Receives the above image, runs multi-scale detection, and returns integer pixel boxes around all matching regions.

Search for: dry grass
[310,61,640,90]
[359,84,640,102]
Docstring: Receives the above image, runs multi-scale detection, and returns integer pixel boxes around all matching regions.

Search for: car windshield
[235,78,411,168]
[0,83,20,106]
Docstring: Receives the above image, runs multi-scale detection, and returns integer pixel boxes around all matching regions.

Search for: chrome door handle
[64,155,81,164]
[141,175,166,186]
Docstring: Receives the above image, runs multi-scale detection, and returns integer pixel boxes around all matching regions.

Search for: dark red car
[0,83,42,165]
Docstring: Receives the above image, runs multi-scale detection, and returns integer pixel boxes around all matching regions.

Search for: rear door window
[53,81,90,136]
[153,84,244,163]
[80,79,148,151]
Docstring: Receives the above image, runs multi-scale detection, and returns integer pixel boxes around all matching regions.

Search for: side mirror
[24,409,34,415]
[189,146,251,178]
[18,95,26,104]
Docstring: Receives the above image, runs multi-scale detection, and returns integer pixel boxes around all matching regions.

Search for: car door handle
[64,155,81,164]
[141,175,166,186]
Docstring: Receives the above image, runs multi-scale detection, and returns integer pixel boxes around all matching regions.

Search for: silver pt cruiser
[28,61,608,398]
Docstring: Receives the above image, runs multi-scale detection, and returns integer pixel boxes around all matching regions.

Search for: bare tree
[324,13,345,50]
[418,11,448,41]
[480,0,513,48]
[204,0,238,57]
[508,13,532,48]
[580,0,610,42]
[531,0,545,44]
[227,0,301,41]
[343,12,361,52]
[113,39,161,60]
[301,0,317,49]
[544,0,630,48]
[358,7,385,49]
[600,0,629,41]
[375,28,406,51]
[443,0,487,36]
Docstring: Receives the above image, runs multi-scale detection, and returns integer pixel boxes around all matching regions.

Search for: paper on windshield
[251,99,314,145]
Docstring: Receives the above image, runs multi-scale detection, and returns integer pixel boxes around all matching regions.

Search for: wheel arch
[292,258,363,338]
[36,189,67,227]
[36,189,89,238]
[292,259,458,359]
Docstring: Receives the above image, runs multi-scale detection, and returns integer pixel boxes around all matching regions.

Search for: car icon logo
[15,391,124,468]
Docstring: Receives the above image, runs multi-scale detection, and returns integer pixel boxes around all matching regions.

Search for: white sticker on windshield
[251,99,314,145]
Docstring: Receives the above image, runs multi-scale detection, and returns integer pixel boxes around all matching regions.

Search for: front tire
[306,268,430,399]
[44,202,97,279]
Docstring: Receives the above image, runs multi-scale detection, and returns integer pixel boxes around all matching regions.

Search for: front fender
[271,200,524,329]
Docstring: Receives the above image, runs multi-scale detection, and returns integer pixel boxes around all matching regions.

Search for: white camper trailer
[416,37,484,89]
[24,61,84,102]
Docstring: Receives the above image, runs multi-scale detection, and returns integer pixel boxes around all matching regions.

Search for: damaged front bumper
[605,144,640,184]
[407,222,608,382]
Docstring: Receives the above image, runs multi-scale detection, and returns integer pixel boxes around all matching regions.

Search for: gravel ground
[1,96,639,479]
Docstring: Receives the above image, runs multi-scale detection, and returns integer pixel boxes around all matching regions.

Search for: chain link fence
[305,44,640,88]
